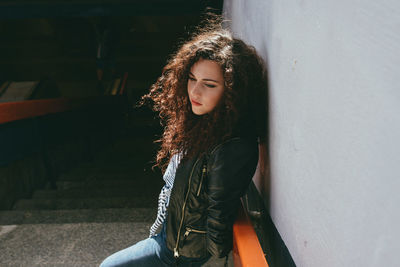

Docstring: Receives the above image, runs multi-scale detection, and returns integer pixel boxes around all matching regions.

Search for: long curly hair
[142,19,268,172]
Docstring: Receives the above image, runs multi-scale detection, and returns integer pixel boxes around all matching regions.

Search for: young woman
[100,19,268,267]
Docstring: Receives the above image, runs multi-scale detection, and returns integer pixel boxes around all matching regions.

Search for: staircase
[0,118,232,266]
[0,125,163,266]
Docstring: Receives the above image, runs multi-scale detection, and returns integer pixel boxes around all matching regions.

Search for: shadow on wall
[245,143,296,267]
[243,81,296,266]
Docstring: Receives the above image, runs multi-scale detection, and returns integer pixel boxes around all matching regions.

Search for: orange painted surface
[0,98,70,124]
[0,96,119,125]
[233,201,269,267]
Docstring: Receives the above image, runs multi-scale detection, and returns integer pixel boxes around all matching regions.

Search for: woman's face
[187,59,225,115]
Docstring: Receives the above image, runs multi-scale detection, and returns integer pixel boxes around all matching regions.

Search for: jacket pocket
[184,226,206,237]
[180,226,207,258]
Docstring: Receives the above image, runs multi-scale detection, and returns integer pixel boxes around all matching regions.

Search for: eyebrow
[189,72,220,84]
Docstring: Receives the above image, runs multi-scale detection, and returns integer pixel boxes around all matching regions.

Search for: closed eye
[205,84,216,88]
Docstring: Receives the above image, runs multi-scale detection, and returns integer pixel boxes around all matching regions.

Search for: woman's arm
[206,138,258,258]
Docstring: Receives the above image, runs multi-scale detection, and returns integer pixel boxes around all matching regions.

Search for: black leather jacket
[166,136,259,259]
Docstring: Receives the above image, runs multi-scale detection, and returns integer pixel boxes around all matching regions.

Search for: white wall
[223,1,400,266]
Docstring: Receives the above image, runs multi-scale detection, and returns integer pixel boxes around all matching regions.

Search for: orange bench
[233,200,269,267]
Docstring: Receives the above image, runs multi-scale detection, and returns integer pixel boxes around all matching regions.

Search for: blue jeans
[99,222,211,267]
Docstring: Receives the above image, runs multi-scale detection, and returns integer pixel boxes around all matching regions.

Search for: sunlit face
[187,59,225,115]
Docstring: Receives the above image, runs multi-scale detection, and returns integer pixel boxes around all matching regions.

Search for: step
[0,221,153,267]
[13,196,158,210]
[55,178,161,190]
[92,151,157,162]
[72,165,157,176]
[72,163,156,172]
[91,140,157,155]
[57,169,161,182]
[0,208,156,225]
[1,40,174,61]
[84,154,156,165]
[66,162,156,173]
[0,220,233,267]
[32,183,161,199]
[84,150,156,164]
[1,58,164,81]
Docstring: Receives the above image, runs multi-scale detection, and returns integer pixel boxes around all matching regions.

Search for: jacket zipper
[174,157,200,258]
[196,164,207,197]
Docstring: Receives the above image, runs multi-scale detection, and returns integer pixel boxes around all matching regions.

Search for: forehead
[190,59,223,79]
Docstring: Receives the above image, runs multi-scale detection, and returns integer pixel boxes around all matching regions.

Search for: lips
[191,99,202,106]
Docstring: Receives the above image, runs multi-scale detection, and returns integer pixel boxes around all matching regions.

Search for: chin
[191,107,206,116]
[192,110,204,116]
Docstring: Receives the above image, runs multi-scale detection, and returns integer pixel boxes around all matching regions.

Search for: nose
[190,82,202,97]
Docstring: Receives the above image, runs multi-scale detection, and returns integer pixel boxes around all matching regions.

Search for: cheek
[208,89,224,106]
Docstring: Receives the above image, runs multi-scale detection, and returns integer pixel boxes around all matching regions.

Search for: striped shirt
[149,153,181,237]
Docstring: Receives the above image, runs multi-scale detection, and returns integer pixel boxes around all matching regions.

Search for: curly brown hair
[142,20,268,171]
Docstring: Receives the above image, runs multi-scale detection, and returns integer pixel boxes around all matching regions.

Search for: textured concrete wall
[224,1,400,266]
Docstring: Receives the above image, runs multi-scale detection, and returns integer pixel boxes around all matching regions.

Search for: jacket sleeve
[206,138,258,258]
